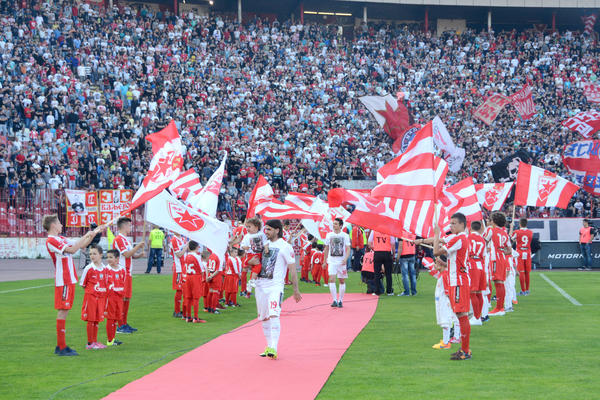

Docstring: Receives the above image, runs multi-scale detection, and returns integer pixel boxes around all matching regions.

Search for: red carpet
[104,293,378,400]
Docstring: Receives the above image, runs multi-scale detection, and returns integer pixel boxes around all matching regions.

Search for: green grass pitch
[1,270,598,400]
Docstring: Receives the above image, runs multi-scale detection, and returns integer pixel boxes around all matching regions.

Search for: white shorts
[255,284,283,321]
[328,261,348,279]
[434,279,453,328]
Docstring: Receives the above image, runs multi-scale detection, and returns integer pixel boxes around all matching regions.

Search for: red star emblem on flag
[484,189,499,208]
[537,176,558,202]
[167,202,206,231]
[375,102,409,140]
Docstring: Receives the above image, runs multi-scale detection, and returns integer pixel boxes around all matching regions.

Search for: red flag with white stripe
[583,83,600,104]
[169,169,202,202]
[372,122,448,201]
[440,178,483,222]
[128,121,184,213]
[474,182,514,211]
[285,192,317,210]
[246,176,274,219]
[422,257,441,279]
[255,199,323,221]
[329,188,437,238]
[514,162,579,208]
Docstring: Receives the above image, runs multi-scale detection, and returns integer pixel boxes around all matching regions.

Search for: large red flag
[255,199,324,221]
[246,176,274,219]
[128,122,184,213]
[440,178,483,222]
[510,85,536,120]
[372,122,448,201]
[514,162,579,208]
[474,182,514,211]
[169,169,203,202]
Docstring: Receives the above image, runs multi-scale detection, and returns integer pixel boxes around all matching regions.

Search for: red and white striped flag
[440,178,483,222]
[246,176,274,219]
[285,192,316,210]
[474,182,514,211]
[422,257,441,279]
[329,188,437,238]
[169,169,202,202]
[582,14,597,35]
[372,122,448,201]
[128,121,184,213]
[255,199,323,221]
[514,162,579,208]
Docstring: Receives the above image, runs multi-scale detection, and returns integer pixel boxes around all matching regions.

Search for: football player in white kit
[255,219,302,360]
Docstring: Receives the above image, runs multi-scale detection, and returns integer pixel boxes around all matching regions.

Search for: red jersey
[106,266,126,297]
[113,234,133,276]
[79,264,108,296]
[226,256,243,276]
[311,250,324,266]
[442,232,468,286]
[468,232,486,260]
[207,253,222,275]
[513,229,533,254]
[46,235,78,286]
[185,252,204,275]
[170,235,187,273]
[233,224,248,239]
[484,226,511,263]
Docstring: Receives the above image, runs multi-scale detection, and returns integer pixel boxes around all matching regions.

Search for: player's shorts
[468,260,487,292]
[105,294,124,320]
[123,274,132,298]
[448,278,470,314]
[328,261,348,279]
[224,274,238,293]
[492,260,507,281]
[255,284,283,320]
[208,273,222,291]
[186,274,202,299]
[172,270,183,291]
[81,293,105,322]
[517,252,532,273]
[54,284,76,310]
[183,278,192,299]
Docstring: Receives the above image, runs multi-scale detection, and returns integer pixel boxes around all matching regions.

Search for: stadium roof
[337,0,600,8]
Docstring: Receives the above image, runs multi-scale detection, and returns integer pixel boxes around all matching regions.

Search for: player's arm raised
[63,229,98,254]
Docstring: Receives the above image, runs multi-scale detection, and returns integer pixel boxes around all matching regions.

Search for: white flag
[431,116,465,173]
[65,189,87,215]
[188,152,227,217]
[146,190,230,261]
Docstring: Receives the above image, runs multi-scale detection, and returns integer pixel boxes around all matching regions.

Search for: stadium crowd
[0,1,599,219]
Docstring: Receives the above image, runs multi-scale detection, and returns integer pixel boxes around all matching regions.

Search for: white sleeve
[283,243,295,265]
[240,234,250,249]
[324,233,331,247]
[79,265,91,286]
[345,233,351,247]
[368,231,373,243]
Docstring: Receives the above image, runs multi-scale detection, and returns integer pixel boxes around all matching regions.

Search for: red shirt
[46,236,78,286]
[113,234,133,275]
[207,253,221,276]
[442,232,468,287]
[185,252,204,275]
[170,236,187,273]
[106,266,126,297]
[311,250,323,266]
[79,264,108,296]
[514,229,533,252]
[484,227,511,264]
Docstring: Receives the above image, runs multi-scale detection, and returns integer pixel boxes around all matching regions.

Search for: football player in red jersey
[467,221,487,326]
[105,249,126,346]
[44,214,105,357]
[113,217,146,334]
[416,212,472,361]
[484,212,512,317]
[511,218,533,295]
[79,244,108,350]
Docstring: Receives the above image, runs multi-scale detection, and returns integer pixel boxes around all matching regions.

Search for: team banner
[562,110,600,139]
[472,93,510,125]
[514,162,579,208]
[583,83,600,104]
[510,85,536,120]
[432,116,465,173]
[66,190,98,227]
[490,150,533,183]
[562,140,600,195]
[99,189,133,224]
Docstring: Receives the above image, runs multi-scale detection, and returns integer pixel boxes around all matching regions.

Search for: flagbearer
[415,213,472,361]
[114,217,146,334]
[146,225,165,274]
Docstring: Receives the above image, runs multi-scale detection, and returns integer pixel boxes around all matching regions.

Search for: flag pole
[510,202,516,236]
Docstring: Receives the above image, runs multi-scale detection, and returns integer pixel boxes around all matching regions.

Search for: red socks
[458,315,470,353]
[120,300,130,326]
[241,271,247,292]
[107,319,116,342]
[56,319,66,349]
[471,293,483,320]
[87,321,95,344]
[494,282,506,310]
[174,291,182,313]
[525,270,531,291]
[193,299,199,319]
[519,273,526,292]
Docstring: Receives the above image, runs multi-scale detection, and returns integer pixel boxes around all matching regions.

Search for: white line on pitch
[0,284,53,294]
[540,273,582,306]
